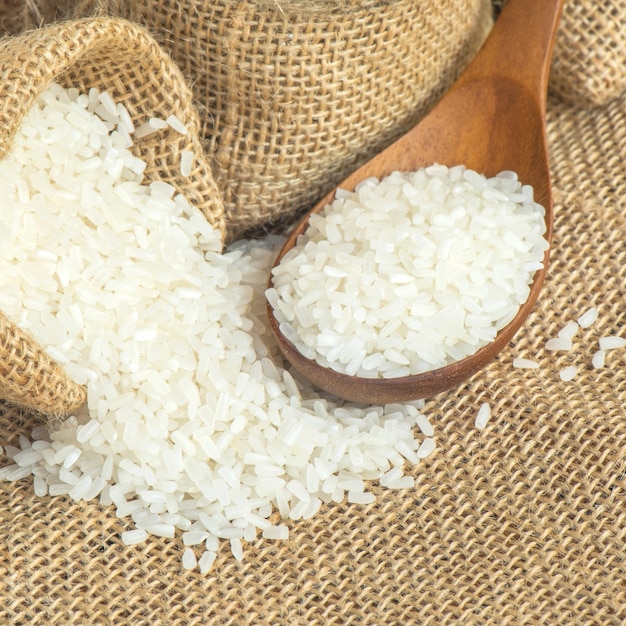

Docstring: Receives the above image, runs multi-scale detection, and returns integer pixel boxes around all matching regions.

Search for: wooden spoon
[267,0,565,404]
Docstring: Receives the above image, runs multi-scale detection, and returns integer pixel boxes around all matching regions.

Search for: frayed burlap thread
[0,17,224,418]
[2,92,626,624]
[71,0,493,241]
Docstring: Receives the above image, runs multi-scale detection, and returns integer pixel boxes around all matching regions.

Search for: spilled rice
[0,83,435,572]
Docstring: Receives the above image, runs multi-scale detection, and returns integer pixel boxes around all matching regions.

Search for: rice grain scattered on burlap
[1,92,626,624]
[0,17,224,417]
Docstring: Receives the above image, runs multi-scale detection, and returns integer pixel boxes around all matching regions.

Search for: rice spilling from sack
[268,167,549,378]
[0,83,434,571]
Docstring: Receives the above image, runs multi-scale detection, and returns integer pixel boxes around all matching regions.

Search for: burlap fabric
[2,3,626,624]
[495,0,626,106]
[1,91,626,621]
[0,17,224,417]
[66,0,493,240]
[550,0,626,106]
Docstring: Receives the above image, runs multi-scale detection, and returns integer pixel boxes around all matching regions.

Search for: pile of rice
[0,83,434,573]
[267,167,549,378]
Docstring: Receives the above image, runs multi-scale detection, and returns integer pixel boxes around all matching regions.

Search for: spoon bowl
[267,0,565,404]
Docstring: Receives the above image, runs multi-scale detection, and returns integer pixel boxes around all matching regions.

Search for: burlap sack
[0,17,224,418]
[496,0,626,106]
[550,0,626,106]
[2,89,626,623]
[65,0,493,240]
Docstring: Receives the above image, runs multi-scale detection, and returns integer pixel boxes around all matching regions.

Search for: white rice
[598,336,626,350]
[559,365,578,382]
[474,402,491,430]
[541,309,623,375]
[347,491,377,505]
[262,525,289,541]
[149,117,169,130]
[416,437,436,458]
[379,467,405,487]
[182,547,198,570]
[577,307,598,328]
[180,150,194,177]
[117,103,135,135]
[198,550,217,574]
[166,114,188,135]
[230,538,244,561]
[591,349,605,369]
[0,83,434,573]
[557,321,579,341]
[415,414,434,437]
[268,166,548,378]
[135,117,170,139]
[545,337,573,351]
[121,529,148,546]
[134,122,159,139]
[512,357,539,369]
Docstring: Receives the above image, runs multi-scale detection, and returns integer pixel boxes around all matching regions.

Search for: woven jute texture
[0,17,224,417]
[2,91,626,623]
[69,0,493,241]
[496,0,626,106]
[550,0,626,106]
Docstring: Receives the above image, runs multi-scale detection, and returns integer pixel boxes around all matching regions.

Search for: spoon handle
[458,0,565,107]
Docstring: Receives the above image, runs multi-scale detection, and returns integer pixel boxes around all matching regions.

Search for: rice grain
[513,357,539,369]
[599,336,626,350]
[592,349,605,369]
[559,365,578,382]
[474,402,491,430]
[577,307,598,328]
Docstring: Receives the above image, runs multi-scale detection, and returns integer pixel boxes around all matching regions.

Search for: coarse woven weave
[497,0,626,106]
[550,0,626,106]
[70,0,493,241]
[0,17,224,417]
[1,91,626,623]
